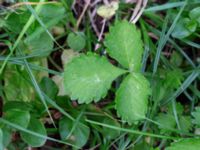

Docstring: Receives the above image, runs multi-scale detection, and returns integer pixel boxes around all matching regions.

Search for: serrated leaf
[155,113,176,133]
[20,117,47,147]
[192,107,200,127]
[115,73,151,124]
[166,138,200,150]
[64,53,126,104]
[104,21,143,71]
[179,116,192,133]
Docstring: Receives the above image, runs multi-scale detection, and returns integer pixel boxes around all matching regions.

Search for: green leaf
[0,129,3,150]
[40,77,58,99]
[20,117,47,147]
[64,53,126,104]
[155,113,176,133]
[164,69,184,90]
[179,116,192,133]
[166,138,200,150]
[59,117,90,147]
[67,32,86,51]
[3,109,30,128]
[2,127,12,148]
[3,101,32,112]
[102,118,120,140]
[4,65,35,102]
[189,7,200,25]
[115,73,151,124]
[104,21,143,71]
[172,18,193,39]
[25,32,53,53]
[192,107,200,127]
[5,11,30,34]
[170,51,183,67]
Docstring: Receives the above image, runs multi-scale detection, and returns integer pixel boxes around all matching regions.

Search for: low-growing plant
[64,21,151,124]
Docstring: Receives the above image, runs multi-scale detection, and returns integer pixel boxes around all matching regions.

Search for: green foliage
[115,73,151,123]
[40,77,58,99]
[59,117,90,147]
[64,53,126,104]
[102,118,120,140]
[166,138,200,150]
[67,32,86,51]
[20,117,47,147]
[0,1,199,149]
[172,18,194,39]
[189,7,200,24]
[192,107,200,127]
[64,21,151,124]
[0,129,3,150]
[3,109,30,128]
[104,21,143,71]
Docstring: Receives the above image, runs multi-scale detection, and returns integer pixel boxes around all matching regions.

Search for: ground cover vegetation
[0,0,200,149]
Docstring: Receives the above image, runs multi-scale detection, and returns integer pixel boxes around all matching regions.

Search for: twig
[129,0,142,22]
[95,19,106,50]
[9,1,58,9]
[75,0,91,31]
[131,0,148,23]
[88,10,100,36]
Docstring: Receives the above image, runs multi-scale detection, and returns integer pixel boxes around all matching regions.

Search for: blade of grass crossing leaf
[24,0,65,51]
[86,119,180,140]
[0,118,80,149]
[147,23,196,68]
[169,39,196,68]
[153,14,169,74]
[66,108,84,139]
[140,20,150,72]
[153,1,187,74]
[17,49,56,128]
[162,67,200,105]
[42,92,75,121]
[172,100,181,130]
[189,86,200,99]
[181,39,200,49]
[1,59,61,75]
[143,117,196,136]
[0,0,45,74]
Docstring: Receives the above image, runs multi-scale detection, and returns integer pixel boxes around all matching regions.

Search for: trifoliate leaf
[105,21,143,71]
[166,138,200,150]
[115,73,151,124]
[192,107,200,127]
[64,53,126,104]
[97,1,119,19]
